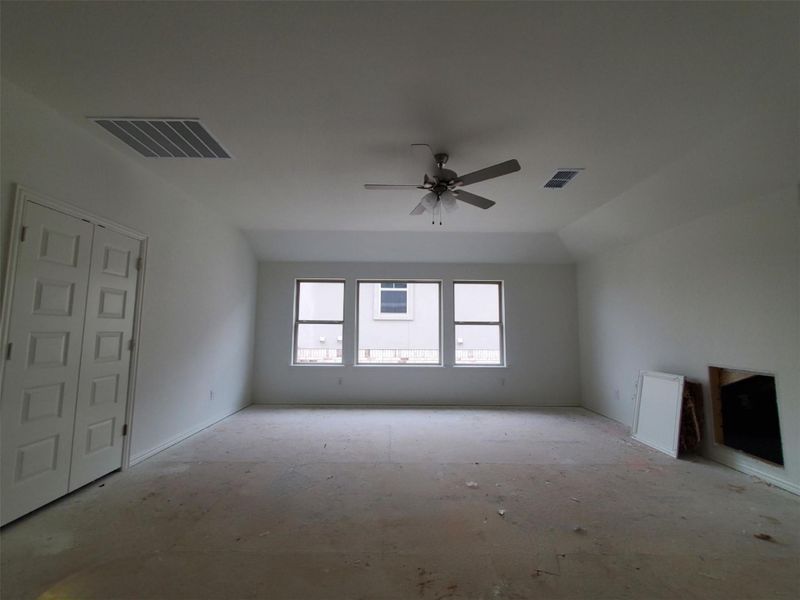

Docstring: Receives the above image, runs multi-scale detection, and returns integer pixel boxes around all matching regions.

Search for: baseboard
[128,402,251,466]
[578,404,630,427]
[249,402,582,409]
[705,446,800,496]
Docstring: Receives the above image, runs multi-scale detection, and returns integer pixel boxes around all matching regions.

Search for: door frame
[0,184,148,471]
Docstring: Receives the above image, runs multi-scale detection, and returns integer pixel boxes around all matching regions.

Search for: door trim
[0,184,148,471]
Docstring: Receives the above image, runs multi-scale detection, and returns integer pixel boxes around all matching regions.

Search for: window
[373,282,414,320]
[358,281,441,364]
[454,282,504,365]
[380,283,407,313]
[293,280,344,364]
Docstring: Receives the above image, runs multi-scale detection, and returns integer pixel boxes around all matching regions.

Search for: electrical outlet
[499,377,506,387]
[338,377,343,385]
[209,389,214,402]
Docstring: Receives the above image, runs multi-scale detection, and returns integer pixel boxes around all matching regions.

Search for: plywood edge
[708,367,725,444]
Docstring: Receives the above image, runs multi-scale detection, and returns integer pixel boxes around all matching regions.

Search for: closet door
[68,225,139,491]
[0,202,93,525]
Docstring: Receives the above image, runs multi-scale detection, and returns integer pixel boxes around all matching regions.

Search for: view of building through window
[379,283,408,313]
[294,280,344,364]
[358,281,440,364]
[454,282,503,365]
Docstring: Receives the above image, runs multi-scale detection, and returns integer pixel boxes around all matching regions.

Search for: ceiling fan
[364,144,521,224]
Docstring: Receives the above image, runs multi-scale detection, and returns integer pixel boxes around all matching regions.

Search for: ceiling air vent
[89,118,231,158]
[544,168,582,189]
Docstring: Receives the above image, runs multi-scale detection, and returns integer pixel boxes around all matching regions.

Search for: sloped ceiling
[1,1,797,262]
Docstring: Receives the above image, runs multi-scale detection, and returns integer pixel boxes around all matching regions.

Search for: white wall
[254,261,579,405]
[577,189,799,491]
[1,80,258,462]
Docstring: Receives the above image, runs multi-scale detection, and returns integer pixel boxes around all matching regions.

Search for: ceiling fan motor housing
[433,168,458,193]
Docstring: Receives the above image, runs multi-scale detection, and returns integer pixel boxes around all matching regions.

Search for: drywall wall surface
[0,80,257,462]
[577,188,799,490]
[254,261,580,406]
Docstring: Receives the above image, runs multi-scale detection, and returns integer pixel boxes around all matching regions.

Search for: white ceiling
[2,1,797,261]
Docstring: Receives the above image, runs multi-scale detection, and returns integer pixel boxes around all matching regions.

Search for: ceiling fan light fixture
[421,192,437,210]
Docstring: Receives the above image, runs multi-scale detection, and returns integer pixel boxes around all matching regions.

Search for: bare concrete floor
[1,406,798,599]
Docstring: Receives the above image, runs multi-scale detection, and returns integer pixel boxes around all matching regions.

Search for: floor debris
[465,481,479,488]
[753,533,775,542]
[573,526,586,534]
[532,569,558,577]
[570,497,580,503]
[497,509,506,517]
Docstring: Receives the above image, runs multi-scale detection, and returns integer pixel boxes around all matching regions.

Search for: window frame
[292,278,346,366]
[356,279,443,367]
[453,280,506,367]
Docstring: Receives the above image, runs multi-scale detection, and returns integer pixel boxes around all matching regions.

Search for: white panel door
[68,225,139,491]
[1,202,93,525]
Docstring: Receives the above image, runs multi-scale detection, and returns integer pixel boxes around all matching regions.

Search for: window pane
[380,290,407,313]
[358,282,440,364]
[296,323,343,363]
[455,324,501,365]
[298,281,344,321]
[454,283,500,322]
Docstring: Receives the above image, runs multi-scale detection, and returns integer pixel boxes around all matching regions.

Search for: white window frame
[292,279,345,366]
[453,280,506,367]
[372,282,415,320]
[356,279,442,366]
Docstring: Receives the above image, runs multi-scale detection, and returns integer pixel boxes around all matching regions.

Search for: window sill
[290,362,344,367]
[354,363,444,368]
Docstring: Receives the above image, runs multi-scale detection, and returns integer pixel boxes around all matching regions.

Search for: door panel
[1,202,93,525]
[68,225,139,491]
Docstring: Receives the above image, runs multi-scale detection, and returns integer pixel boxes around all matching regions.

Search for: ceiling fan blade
[410,202,427,215]
[441,191,458,212]
[453,189,496,209]
[455,159,521,187]
[364,184,423,190]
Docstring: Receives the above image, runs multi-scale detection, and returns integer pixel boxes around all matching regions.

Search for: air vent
[89,118,231,158]
[544,168,582,189]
